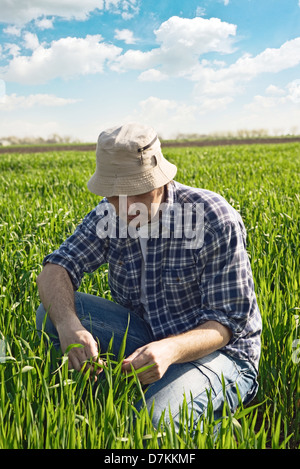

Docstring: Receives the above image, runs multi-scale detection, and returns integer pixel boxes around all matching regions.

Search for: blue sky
[0,0,300,141]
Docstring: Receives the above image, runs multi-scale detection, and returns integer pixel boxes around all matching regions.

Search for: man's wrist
[54,310,81,333]
[160,336,182,365]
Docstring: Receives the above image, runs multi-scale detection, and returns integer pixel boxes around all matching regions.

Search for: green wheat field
[0,142,299,449]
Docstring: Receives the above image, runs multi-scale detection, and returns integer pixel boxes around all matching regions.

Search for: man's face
[107,186,165,226]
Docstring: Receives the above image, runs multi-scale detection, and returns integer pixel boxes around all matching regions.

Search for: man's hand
[121,339,173,385]
[57,318,103,377]
[121,321,232,385]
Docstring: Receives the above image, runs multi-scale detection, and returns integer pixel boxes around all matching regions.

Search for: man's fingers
[121,341,171,385]
[82,356,105,374]
[122,347,145,372]
[66,339,103,375]
[68,353,82,372]
[122,351,155,376]
[123,347,142,363]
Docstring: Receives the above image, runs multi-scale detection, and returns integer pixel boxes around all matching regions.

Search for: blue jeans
[36,292,258,430]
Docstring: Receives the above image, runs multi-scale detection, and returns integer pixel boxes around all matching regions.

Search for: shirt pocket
[162,265,201,316]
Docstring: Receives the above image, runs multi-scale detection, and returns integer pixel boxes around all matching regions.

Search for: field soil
[1,136,300,153]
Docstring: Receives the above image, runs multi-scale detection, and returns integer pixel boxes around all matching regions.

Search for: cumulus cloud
[2,43,21,58]
[0,93,80,111]
[3,25,22,36]
[114,16,237,74]
[116,0,140,20]
[0,0,102,24]
[35,17,55,30]
[286,79,300,103]
[0,0,140,25]
[2,35,122,84]
[23,32,40,51]
[113,16,300,98]
[114,19,300,100]
[155,16,236,54]
[138,69,168,82]
[114,29,137,44]
[190,37,300,101]
[195,7,206,17]
[245,79,300,112]
[265,84,286,96]
[228,38,300,76]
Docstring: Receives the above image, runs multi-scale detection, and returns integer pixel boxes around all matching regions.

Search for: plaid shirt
[43,181,262,371]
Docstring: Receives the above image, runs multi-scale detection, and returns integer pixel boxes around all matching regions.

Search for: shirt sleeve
[43,204,109,290]
[194,220,255,340]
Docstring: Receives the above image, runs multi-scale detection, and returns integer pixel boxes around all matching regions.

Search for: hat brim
[87,158,177,197]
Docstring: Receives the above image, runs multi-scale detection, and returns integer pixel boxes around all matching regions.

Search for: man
[36,123,261,429]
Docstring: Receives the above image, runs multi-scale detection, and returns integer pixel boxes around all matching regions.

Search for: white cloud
[155,15,236,56]
[0,0,103,24]
[114,16,237,74]
[245,95,284,111]
[3,25,22,36]
[111,48,158,72]
[195,7,206,17]
[0,0,140,25]
[228,38,300,76]
[2,43,21,58]
[245,79,300,112]
[286,79,300,103]
[138,69,168,81]
[114,29,137,44]
[119,0,140,20]
[35,17,54,30]
[265,84,286,96]
[190,37,300,101]
[23,32,39,51]
[2,35,122,84]
[0,93,80,111]
[224,0,230,5]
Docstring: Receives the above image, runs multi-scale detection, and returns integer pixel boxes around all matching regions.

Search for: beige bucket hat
[87,123,177,197]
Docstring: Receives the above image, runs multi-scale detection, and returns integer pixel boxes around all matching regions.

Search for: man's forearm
[36,263,79,329]
[36,263,101,372]
[167,320,232,364]
[122,320,232,385]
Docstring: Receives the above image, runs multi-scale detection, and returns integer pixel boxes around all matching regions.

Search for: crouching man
[36,123,261,429]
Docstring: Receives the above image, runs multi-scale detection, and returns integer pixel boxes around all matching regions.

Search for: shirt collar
[160,181,179,234]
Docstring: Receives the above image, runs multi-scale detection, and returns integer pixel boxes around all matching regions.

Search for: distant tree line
[174,127,299,141]
[1,127,299,146]
[0,134,81,146]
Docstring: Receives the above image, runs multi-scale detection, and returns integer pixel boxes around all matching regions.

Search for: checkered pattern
[43,181,262,371]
